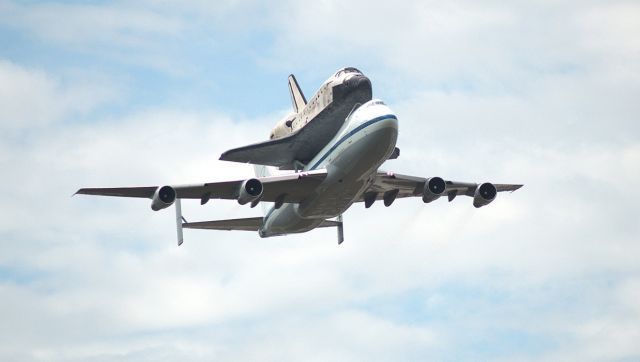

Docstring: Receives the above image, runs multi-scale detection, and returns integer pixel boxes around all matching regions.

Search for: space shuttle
[220,67,374,170]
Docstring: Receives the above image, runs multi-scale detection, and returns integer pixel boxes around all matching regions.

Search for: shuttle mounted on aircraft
[220,67,373,170]
[76,67,522,245]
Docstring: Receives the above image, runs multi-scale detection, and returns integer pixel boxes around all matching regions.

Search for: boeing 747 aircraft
[76,68,522,245]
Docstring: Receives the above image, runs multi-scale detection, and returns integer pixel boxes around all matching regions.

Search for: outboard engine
[151,185,176,211]
[473,182,497,208]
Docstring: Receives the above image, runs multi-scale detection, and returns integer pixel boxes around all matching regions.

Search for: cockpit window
[334,67,362,77]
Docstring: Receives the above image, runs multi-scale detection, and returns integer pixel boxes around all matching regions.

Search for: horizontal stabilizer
[183,217,263,231]
[318,219,341,228]
[183,217,340,232]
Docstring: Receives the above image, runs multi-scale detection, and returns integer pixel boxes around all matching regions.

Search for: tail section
[288,74,307,113]
[254,165,277,215]
[183,217,264,231]
[253,164,278,178]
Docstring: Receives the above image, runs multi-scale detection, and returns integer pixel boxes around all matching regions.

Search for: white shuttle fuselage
[270,67,372,140]
[220,67,373,170]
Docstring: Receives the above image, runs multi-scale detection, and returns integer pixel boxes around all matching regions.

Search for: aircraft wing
[220,115,345,170]
[75,169,328,204]
[360,171,522,202]
[73,186,158,198]
[218,135,306,169]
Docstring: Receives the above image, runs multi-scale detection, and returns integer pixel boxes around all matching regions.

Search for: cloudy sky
[1,0,639,360]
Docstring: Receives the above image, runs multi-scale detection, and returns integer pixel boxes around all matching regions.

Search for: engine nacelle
[422,177,446,203]
[473,182,497,208]
[151,185,176,211]
[237,178,263,205]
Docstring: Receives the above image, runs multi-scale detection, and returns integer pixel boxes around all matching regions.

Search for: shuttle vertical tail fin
[288,74,307,113]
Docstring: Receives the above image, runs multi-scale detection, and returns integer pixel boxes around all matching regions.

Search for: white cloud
[0,60,119,130]
[577,2,640,80]
[0,2,184,47]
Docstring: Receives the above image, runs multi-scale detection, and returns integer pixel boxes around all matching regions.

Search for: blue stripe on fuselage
[309,114,397,170]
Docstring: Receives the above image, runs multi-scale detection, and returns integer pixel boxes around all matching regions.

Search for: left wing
[75,169,328,205]
[359,171,522,208]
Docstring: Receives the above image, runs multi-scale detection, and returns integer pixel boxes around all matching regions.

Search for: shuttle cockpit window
[334,67,362,77]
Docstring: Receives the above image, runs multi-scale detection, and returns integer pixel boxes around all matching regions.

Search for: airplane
[76,69,522,246]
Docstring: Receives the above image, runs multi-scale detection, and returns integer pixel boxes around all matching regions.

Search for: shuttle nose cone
[333,74,372,103]
[345,74,372,97]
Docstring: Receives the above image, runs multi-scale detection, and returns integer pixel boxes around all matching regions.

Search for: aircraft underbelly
[301,181,368,217]
[297,123,398,219]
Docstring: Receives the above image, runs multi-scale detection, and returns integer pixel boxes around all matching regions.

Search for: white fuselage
[259,99,398,237]
[270,67,371,140]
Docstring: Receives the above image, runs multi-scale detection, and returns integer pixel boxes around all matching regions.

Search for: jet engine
[422,177,446,203]
[237,178,264,205]
[151,185,176,211]
[473,182,497,208]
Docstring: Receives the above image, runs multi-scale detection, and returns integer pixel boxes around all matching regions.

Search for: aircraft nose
[344,74,372,96]
[332,74,372,103]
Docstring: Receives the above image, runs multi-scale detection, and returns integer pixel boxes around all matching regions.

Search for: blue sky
[1,0,639,361]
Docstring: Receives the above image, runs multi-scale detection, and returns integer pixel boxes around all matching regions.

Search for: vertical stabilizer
[288,74,307,113]
[254,165,276,216]
[254,164,274,178]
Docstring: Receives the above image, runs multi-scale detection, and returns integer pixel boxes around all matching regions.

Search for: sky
[1,0,639,360]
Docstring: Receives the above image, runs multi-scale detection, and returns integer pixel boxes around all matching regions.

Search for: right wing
[76,169,328,204]
[360,171,522,205]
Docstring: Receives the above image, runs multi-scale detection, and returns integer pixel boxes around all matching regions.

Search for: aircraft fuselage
[260,100,398,237]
